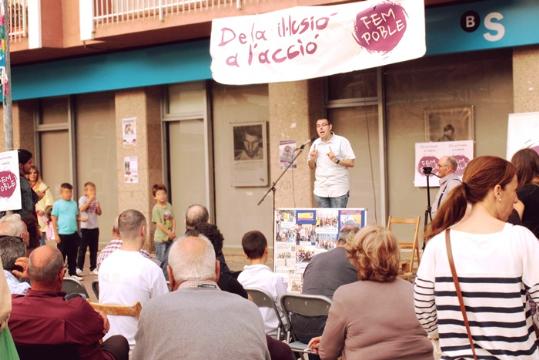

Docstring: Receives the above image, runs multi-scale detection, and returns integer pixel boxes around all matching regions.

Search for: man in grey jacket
[431,156,461,219]
[132,234,270,360]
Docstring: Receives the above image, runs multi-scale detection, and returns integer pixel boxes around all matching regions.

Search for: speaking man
[307,118,355,208]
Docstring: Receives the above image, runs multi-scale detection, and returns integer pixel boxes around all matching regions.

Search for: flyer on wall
[123,156,139,184]
[274,208,367,292]
[122,117,137,146]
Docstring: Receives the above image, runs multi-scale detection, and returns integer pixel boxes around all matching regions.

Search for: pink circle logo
[417,156,438,175]
[353,2,408,53]
[453,155,470,176]
[0,171,17,198]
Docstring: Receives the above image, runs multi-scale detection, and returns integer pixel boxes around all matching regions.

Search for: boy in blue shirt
[52,183,81,281]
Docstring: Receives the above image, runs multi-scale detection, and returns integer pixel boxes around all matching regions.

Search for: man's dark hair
[152,183,168,197]
[241,230,267,260]
[185,204,209,230]
[17,149,32,165]
[443,124,455,132]
[194,223,224,257]
[60,182,73,190]
[118,209,146,238]
[0,236,26,271]
[315,118,333,126]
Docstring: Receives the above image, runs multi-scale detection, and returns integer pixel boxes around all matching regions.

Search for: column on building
[115,87,162,249]
[513,45,539,112]
[268,79,325,208]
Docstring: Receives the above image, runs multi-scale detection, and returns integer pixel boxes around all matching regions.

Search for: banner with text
[0,150,21,211]
[414,141,474,188]
[210,0,426,85]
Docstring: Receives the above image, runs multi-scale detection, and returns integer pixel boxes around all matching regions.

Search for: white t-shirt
[79,195,100,229]
[307,133,356,197]
[415,224,539,359]
[98,249,169,349]
[237,264,288,336]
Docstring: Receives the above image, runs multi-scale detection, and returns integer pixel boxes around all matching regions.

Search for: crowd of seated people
[2,153,539,360]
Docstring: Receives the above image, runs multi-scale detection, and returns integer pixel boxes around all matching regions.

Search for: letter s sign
[483,12,505,42]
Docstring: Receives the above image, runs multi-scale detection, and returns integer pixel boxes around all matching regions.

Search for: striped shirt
[414,224,539,359]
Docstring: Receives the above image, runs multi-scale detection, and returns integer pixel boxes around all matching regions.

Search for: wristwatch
[336,159,340,165]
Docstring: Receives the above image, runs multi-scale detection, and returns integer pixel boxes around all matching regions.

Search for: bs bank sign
[426,0,539,55]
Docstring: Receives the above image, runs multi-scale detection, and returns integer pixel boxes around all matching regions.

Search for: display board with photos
[274,208,367,293]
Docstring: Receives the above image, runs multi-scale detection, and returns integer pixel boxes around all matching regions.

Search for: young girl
[44,206,55,244]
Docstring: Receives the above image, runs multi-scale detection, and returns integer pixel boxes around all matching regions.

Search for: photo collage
[274,208,367,292]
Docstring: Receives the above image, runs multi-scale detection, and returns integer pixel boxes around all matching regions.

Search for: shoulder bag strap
[445,229,477,360]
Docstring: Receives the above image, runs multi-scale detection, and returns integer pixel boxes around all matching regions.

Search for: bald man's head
[28,246,64,288]
[167,235,217,288]
[185,204,209,230]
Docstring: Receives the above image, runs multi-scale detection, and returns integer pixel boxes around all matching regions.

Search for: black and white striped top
[414,224,539,359]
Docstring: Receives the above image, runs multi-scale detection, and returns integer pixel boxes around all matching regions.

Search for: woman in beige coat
[308,226,433,360]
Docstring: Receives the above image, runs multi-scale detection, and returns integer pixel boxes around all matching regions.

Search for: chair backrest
[91,280,99,299]
[386,215,421,275]
[62,278,89,299]
[246,287,277,308]
[16,343,80,360]
[246,288,287,339]
[280,294,332,318]
[89,302,142,319]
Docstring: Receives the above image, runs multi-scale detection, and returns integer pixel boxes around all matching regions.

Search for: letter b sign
[460,11,480,32]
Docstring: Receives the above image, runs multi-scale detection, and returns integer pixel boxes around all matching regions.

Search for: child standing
[52,183,81,281]
[77,182,102,276]
[44,205,55,243]
[151,184,176,265]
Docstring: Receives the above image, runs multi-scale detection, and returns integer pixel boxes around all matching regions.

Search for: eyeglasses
[437,164,448,167]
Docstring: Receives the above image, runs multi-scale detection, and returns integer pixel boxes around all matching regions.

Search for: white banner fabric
[507,112,539,159]
[210,0,426,85]
[414,141,474,188]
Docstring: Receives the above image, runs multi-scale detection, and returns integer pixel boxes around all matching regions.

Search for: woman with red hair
[415,156,539,359]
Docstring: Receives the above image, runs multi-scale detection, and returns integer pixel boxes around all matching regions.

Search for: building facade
[2,0,538,255]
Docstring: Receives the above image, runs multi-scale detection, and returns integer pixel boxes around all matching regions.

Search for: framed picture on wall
[231,121,269,187]
[424,106,474,142]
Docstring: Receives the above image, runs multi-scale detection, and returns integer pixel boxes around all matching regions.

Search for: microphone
[295,138,317,151]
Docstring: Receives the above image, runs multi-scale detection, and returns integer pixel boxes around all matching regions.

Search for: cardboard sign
[0,151,21,211]
[414,141,474,187]
[507,112,539,159]
[211,0,425,84]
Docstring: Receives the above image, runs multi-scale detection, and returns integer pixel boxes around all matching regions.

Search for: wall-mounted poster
[274,208,367,293]
[507,112,539,159]
[122,117,137,146]
[123,156,139,184]
[414,140,474,187]
[231,121,269,187]
[279,140,297,169]
[424,106,474,142]
[0,151,21,211]
[122,117,137,145]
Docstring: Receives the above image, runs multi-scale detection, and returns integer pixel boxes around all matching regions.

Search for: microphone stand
[423,170,435,249]
[257,142,309,244]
